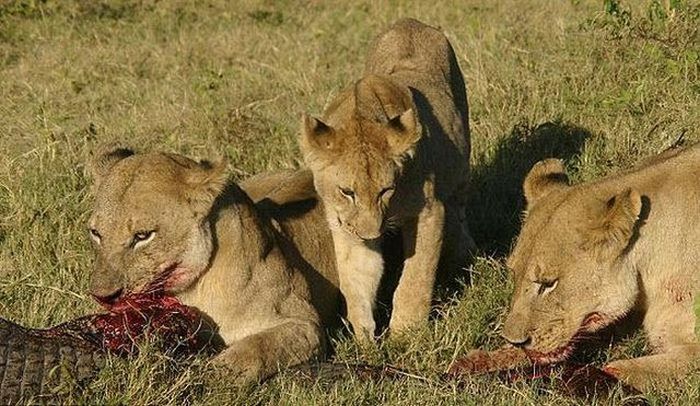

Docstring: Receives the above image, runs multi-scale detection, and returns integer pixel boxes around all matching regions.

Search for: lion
[299,18,473,338]
[87,146,341,382]
[500,146,700,390]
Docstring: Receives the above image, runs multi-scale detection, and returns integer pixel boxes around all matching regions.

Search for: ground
[0,0,699,404]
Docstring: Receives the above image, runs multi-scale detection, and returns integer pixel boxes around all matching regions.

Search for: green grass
[1,0,699,404]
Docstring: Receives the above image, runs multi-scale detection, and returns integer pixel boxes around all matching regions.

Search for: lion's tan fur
[88,149,340,382]
[503,145,700,390]
[299,18,473,337]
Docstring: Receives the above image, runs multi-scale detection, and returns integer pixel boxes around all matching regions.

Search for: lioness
[299,18,473,337]
[87,146,340,381]
[502,146,700,390]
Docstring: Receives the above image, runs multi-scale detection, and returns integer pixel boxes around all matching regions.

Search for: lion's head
[299,74,421,241]
[502,159,643,363]
[87,146,227,305]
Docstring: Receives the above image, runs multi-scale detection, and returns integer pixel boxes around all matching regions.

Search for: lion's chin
[525,312,612,365]
[579,312,611,332]
[162,262,208,293]
[133,261,199,294]
[163,268,197,292]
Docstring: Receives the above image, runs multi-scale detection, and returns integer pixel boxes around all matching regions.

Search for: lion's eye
[536,279,558,296]
[379,186,395,199]
[339,187,355,201]
[89,228,102,244]
[131,230,156,249]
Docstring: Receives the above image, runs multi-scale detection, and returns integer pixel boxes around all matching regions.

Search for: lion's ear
[584,188,642,260]
[523,159,569,206]
[299,113,340,162]
[89,144,136,184]
[386,108,421,159]
[185,158,229,213]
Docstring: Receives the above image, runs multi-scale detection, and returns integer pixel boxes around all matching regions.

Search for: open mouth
[525,312,610,365]
[94,262,180,312]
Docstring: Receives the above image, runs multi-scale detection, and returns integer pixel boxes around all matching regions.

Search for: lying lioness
[87,146,340,381]
[501,146,700,390]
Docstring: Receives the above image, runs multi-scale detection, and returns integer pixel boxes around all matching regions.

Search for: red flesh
[31,268,213,357]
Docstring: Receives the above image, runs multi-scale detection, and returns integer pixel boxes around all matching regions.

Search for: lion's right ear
[88,144,136,184]
[523,159,569,206]
[583,187,642,261]
[184,158,229,215]
[299,113,339,163]
[386,108,421,160]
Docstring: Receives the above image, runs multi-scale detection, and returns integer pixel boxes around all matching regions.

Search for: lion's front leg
[213,319,324,383]
[603,343,700,391]
[332,229,384,340]
[439,201,475,281]
[389,197,445,332]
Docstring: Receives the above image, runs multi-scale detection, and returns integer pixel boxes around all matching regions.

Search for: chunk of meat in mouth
[39,263,218,357]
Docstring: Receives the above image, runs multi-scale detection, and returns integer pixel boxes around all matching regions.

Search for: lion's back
[366,18,471,201]
[241,169,341,327]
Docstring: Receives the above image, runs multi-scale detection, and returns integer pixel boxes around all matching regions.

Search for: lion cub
[88,147,340,381]
[501,146,700,390]
[299,18,473,337]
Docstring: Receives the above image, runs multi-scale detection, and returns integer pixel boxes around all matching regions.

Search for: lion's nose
[501,323,531,347]
[502,313,531,346]
[91,287,124,306]
[502,332,531,347]
[358,232,382,241]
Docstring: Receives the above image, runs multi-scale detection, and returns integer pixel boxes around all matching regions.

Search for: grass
[0,0,699,404]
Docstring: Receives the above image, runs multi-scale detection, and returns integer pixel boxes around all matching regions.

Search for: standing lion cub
[299,18,473,338]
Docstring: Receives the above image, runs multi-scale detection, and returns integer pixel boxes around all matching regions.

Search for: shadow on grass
[371,120,590,332]
[466,120,591,255]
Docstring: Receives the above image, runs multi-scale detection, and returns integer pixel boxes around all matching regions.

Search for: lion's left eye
[339,187,355,201]
[131,230,156,248]
[89,228,102,244]
[378,186,395,201]
[536,279,558,296]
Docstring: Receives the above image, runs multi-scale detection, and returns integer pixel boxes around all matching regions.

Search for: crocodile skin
[0,292,220,403]
[0,318,103,404]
